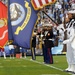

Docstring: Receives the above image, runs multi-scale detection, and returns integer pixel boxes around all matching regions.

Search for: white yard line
[26,59,72,75]
[3,59,15,61]
[22,65,27,67]
[0,63,3,68]
[42,74,60,75]
[0,66,3,68]
[29,59,63,71]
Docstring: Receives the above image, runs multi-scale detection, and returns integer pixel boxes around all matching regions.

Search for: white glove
[63,40,69,44]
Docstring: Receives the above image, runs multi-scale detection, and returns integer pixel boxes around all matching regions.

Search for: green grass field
[0,55,73,75]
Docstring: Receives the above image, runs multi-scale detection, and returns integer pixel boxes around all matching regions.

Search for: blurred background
[0,0,75,56]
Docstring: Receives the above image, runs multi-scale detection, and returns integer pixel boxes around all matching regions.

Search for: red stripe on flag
[38,0,43,6]
[32,0,37,9]
[45,0,49,3]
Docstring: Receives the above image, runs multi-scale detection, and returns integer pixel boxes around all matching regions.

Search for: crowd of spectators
[1,0,75,25]
[39,0,75,25]
[36,0,75,50]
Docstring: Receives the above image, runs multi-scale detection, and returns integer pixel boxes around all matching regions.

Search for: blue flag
[8,0,38,48]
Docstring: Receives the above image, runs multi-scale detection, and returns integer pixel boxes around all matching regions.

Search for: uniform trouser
[43,45,53,64]
[31,47,36,60]
[66,43,75,65]
[42,45,47,63]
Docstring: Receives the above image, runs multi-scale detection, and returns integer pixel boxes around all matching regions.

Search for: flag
[8,0,56,48]
[8,0,39,48]
[0,2,8,48]
[31,0,56,10]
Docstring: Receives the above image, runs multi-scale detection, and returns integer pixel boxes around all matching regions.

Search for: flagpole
[42,11,58,26]
[62,0,67,53]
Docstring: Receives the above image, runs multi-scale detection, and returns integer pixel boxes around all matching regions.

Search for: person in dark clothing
[14,45,20,53]
[32,35,36,48]
[14,45,20,58]
[31,33,36,60]
[44,29,54,64]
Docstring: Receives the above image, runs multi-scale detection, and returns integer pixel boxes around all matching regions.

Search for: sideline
[29,59,63,71]
[26,58,72,75]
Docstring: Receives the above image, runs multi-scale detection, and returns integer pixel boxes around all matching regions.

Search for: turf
[0,55,72,75]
